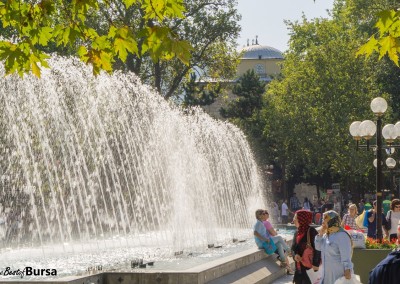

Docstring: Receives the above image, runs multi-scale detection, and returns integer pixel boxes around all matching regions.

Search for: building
[237,40,283,82]
[202,39,284,118]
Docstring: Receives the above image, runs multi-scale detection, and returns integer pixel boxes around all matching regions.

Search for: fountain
[0,56,267,280]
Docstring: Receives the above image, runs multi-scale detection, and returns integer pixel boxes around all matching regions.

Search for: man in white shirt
[281,200,289,224]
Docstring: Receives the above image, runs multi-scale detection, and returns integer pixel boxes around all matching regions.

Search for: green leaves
[357,9,400,66]
[123,0,137,9]
[142,0,184,20]
[38,27,53,46]
[0,40,49,77]
[0,0,191,77]
[141,25,192,64]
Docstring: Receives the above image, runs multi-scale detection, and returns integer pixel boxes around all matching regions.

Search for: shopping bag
[334,274,361,284]
[262,238,277,255]
[306,268,322,284]
[355,210,365,229]
[362,210,370,228]
[348,230,366,248]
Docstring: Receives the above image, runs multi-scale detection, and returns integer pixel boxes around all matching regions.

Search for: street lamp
[349,97,400,241]
[374,157,398,199]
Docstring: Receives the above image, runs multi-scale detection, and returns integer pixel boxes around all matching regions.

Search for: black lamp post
[349,97,400,241]
[375,114,384,241]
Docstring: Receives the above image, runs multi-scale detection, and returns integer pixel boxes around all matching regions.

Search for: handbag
[262,238,277,255]
[301,228,314,268]
[384,210,392,231]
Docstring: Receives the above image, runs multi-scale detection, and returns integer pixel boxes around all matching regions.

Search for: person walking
[358,199,365,214]
[271,201,280,224]
[367,200,388,239]
[341,203,359,230]
[281,200,289,224]
[291,210,321,284]
[315,210,353,284]
[384,199,400,241]
[303,197,312,211]
[290,193,301,212]
[333,198,341,216]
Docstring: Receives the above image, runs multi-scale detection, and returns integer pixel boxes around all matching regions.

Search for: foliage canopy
[0,0,191,77]
[357,5,400,66]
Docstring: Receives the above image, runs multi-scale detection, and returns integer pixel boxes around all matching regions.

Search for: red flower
[365,237,397,249]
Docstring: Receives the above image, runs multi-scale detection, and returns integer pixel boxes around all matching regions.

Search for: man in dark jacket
[369,250,400,284]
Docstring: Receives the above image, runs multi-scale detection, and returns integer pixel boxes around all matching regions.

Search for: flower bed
[365,237,398,250]
[352,238,397,283]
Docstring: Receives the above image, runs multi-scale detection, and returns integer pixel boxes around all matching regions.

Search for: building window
[255,64,265,75]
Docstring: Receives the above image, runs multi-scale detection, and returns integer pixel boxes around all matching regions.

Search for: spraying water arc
[0,56,267,276]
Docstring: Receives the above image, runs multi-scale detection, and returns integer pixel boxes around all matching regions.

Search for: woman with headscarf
[315,210,353,284]
[291,210,321,284]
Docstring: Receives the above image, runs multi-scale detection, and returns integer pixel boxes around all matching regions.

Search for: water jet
[0,57,266,280]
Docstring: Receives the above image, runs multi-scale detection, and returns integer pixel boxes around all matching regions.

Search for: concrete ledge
[206,257,291,284]
[1,240,293,284]
[188,247,268,283]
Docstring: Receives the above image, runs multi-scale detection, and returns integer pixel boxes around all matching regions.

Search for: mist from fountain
[0,57,266,276]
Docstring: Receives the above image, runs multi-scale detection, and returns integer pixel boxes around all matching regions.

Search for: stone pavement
[271,273,293,284]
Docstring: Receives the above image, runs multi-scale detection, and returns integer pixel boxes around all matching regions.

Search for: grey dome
[240,44,283,59]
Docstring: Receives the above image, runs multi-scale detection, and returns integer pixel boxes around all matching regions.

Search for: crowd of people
[253,195,400,284]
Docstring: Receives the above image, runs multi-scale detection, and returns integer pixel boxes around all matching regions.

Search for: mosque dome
[240,44,283,60]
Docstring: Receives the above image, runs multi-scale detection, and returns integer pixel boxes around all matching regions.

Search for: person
[358,199,365,214]
[368,250,400,284]
[364,201,372,212]
[290,193,301,212]
[281,200,289,224]
[303,197,312,211]
[333,198,341,216]
[367,200,389,239]
[291,210,321,284]
[271,201,280,223]
[341,203,359,230]
[320,199,328,214]
[262,210,294,274]
[253,209,270,248]
[398,220,400,246]
[384,198,400,241]
[315,210,353,284]
[253,209,275,255]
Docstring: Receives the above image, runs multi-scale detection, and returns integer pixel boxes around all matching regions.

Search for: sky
[237,0,335,52]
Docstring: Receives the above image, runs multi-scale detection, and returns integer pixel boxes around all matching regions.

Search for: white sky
[237,0,335,52]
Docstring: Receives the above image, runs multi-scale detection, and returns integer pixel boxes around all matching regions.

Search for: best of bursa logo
[0,267,57,278]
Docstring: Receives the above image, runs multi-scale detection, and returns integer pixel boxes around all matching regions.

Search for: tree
[181,73,220,107]
[0,0,191,77]
[219,69,269,165]
[122,0,241,98]
[0,0,241,100]
[220,69,266,120]
[262,1,394,192]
